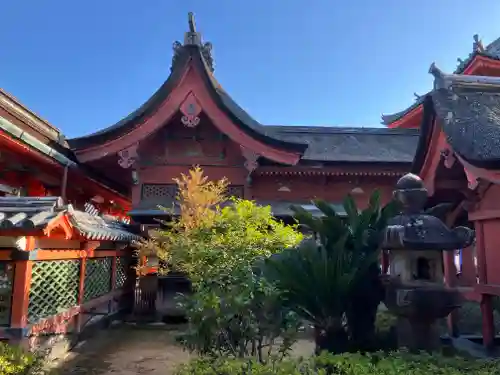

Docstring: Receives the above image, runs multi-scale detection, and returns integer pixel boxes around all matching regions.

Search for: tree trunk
[346,263,384,350]
[314,326,348,354]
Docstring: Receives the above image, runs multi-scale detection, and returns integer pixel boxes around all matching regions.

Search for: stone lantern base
[384,278,463,351]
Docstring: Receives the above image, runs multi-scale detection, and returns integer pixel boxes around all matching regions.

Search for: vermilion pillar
[10,260,32,330]
[460,245,477,286]
[474,220,495,349]
[443,251,459,336]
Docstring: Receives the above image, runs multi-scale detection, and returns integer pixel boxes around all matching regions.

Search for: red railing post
[10,260,32,330]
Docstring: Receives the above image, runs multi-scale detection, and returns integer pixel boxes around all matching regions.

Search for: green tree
[144,167,303,361]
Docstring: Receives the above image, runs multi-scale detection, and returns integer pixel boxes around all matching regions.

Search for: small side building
[0,196,140,350]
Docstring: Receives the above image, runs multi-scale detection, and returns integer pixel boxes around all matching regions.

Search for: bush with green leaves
[175,350,500,375]
[144,167,304,361]
[0,342,42,375]
[264,191,399,353]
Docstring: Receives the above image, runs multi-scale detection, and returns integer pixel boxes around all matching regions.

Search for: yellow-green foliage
[0,342,39,375]
[144,166,303,283]
[152,167,303,359]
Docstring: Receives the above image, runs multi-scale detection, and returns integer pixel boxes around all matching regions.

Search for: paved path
[48,324,315,374]
[49,325,193,375]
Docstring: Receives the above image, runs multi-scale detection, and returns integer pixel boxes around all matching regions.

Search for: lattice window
[115,256,130,289]
[227,185,244,198]
[83,257,112,302]
[0,262,13,326]
[28,260,80,324]
[141,184,178,201]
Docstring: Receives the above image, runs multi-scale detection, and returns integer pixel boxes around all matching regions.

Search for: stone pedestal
[396,317,441,351]
[384,279,462,351]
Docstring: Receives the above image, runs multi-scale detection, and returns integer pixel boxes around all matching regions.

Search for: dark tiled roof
[66,206,140,241]
[0,197,63,229]
[0,196,140,242]
[68,42,307,155]
[381,37,500,126]
[428,65,500,168]
[66,15,422,166]
[380,95,426,126]
[265,126,419,163]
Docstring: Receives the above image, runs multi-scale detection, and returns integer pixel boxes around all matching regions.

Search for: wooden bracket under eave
[81,240,101,258]
[43,214,75,240]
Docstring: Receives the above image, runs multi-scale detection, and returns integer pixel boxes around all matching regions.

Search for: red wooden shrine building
[3,12,500,351]
[67,13,417,226]
[382,35,500,349]
[0,90,139,348]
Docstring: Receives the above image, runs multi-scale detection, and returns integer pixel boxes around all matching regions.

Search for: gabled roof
[0,196,140,242]
[381,36,500,126]
[67,14,307,156]
[0,89,68,148]
[66,13,420,166]
[417,64,500,170]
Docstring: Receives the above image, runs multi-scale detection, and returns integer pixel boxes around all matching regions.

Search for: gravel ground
[47,324,315,375]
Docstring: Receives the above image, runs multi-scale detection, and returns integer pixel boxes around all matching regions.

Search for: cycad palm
[264,190,399,353]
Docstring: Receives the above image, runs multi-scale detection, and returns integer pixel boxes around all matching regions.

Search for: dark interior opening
[416,257,431,280]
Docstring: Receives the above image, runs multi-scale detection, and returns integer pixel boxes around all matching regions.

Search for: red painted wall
[251,175,395,207]
[474,184,500,285]
[131,118,399,208]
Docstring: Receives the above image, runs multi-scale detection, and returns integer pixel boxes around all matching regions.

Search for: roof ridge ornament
[473,34,485,53]
[430,62,500,91]
[429,63,449,90]
[171,12,215,72]
[184,12,201,46]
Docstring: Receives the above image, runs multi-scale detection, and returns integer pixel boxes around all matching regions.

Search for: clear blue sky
[3,0,500,138]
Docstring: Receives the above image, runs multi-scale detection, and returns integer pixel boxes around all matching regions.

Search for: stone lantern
[382,173,475,350]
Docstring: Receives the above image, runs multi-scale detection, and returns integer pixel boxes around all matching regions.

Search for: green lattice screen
[28,260,80,324]
[0,261,13,326]
[115,256,130,289]
[83,257,112,302]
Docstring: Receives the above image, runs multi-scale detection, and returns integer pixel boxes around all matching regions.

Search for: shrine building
[382,34,500,348]
[4,12,500,351]
[67,13,418,227]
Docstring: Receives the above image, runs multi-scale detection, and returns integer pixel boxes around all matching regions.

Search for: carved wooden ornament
[180,92,202,128]
[117,144,138,169]
[441,146,456,169]
[240,145,259,173]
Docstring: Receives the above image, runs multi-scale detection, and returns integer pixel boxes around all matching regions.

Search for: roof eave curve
[68,20,307,156]
[381,44,500,127]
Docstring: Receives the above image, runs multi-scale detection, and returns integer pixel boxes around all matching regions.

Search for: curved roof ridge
[266,125,420,135]
[381,34,500,126]
[68,13,307,154]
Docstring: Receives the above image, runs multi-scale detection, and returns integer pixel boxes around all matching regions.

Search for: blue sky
[3,0,500,138]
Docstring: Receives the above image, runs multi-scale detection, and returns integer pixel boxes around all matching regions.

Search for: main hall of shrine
[3,13,500,348]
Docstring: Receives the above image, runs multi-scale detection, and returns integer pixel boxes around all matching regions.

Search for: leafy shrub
[141,167,303,361]
[175,356,308,375]
[374,308,397,333]
[265,193,399,353]
[0,342,41,375]
[175,350,500,375]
